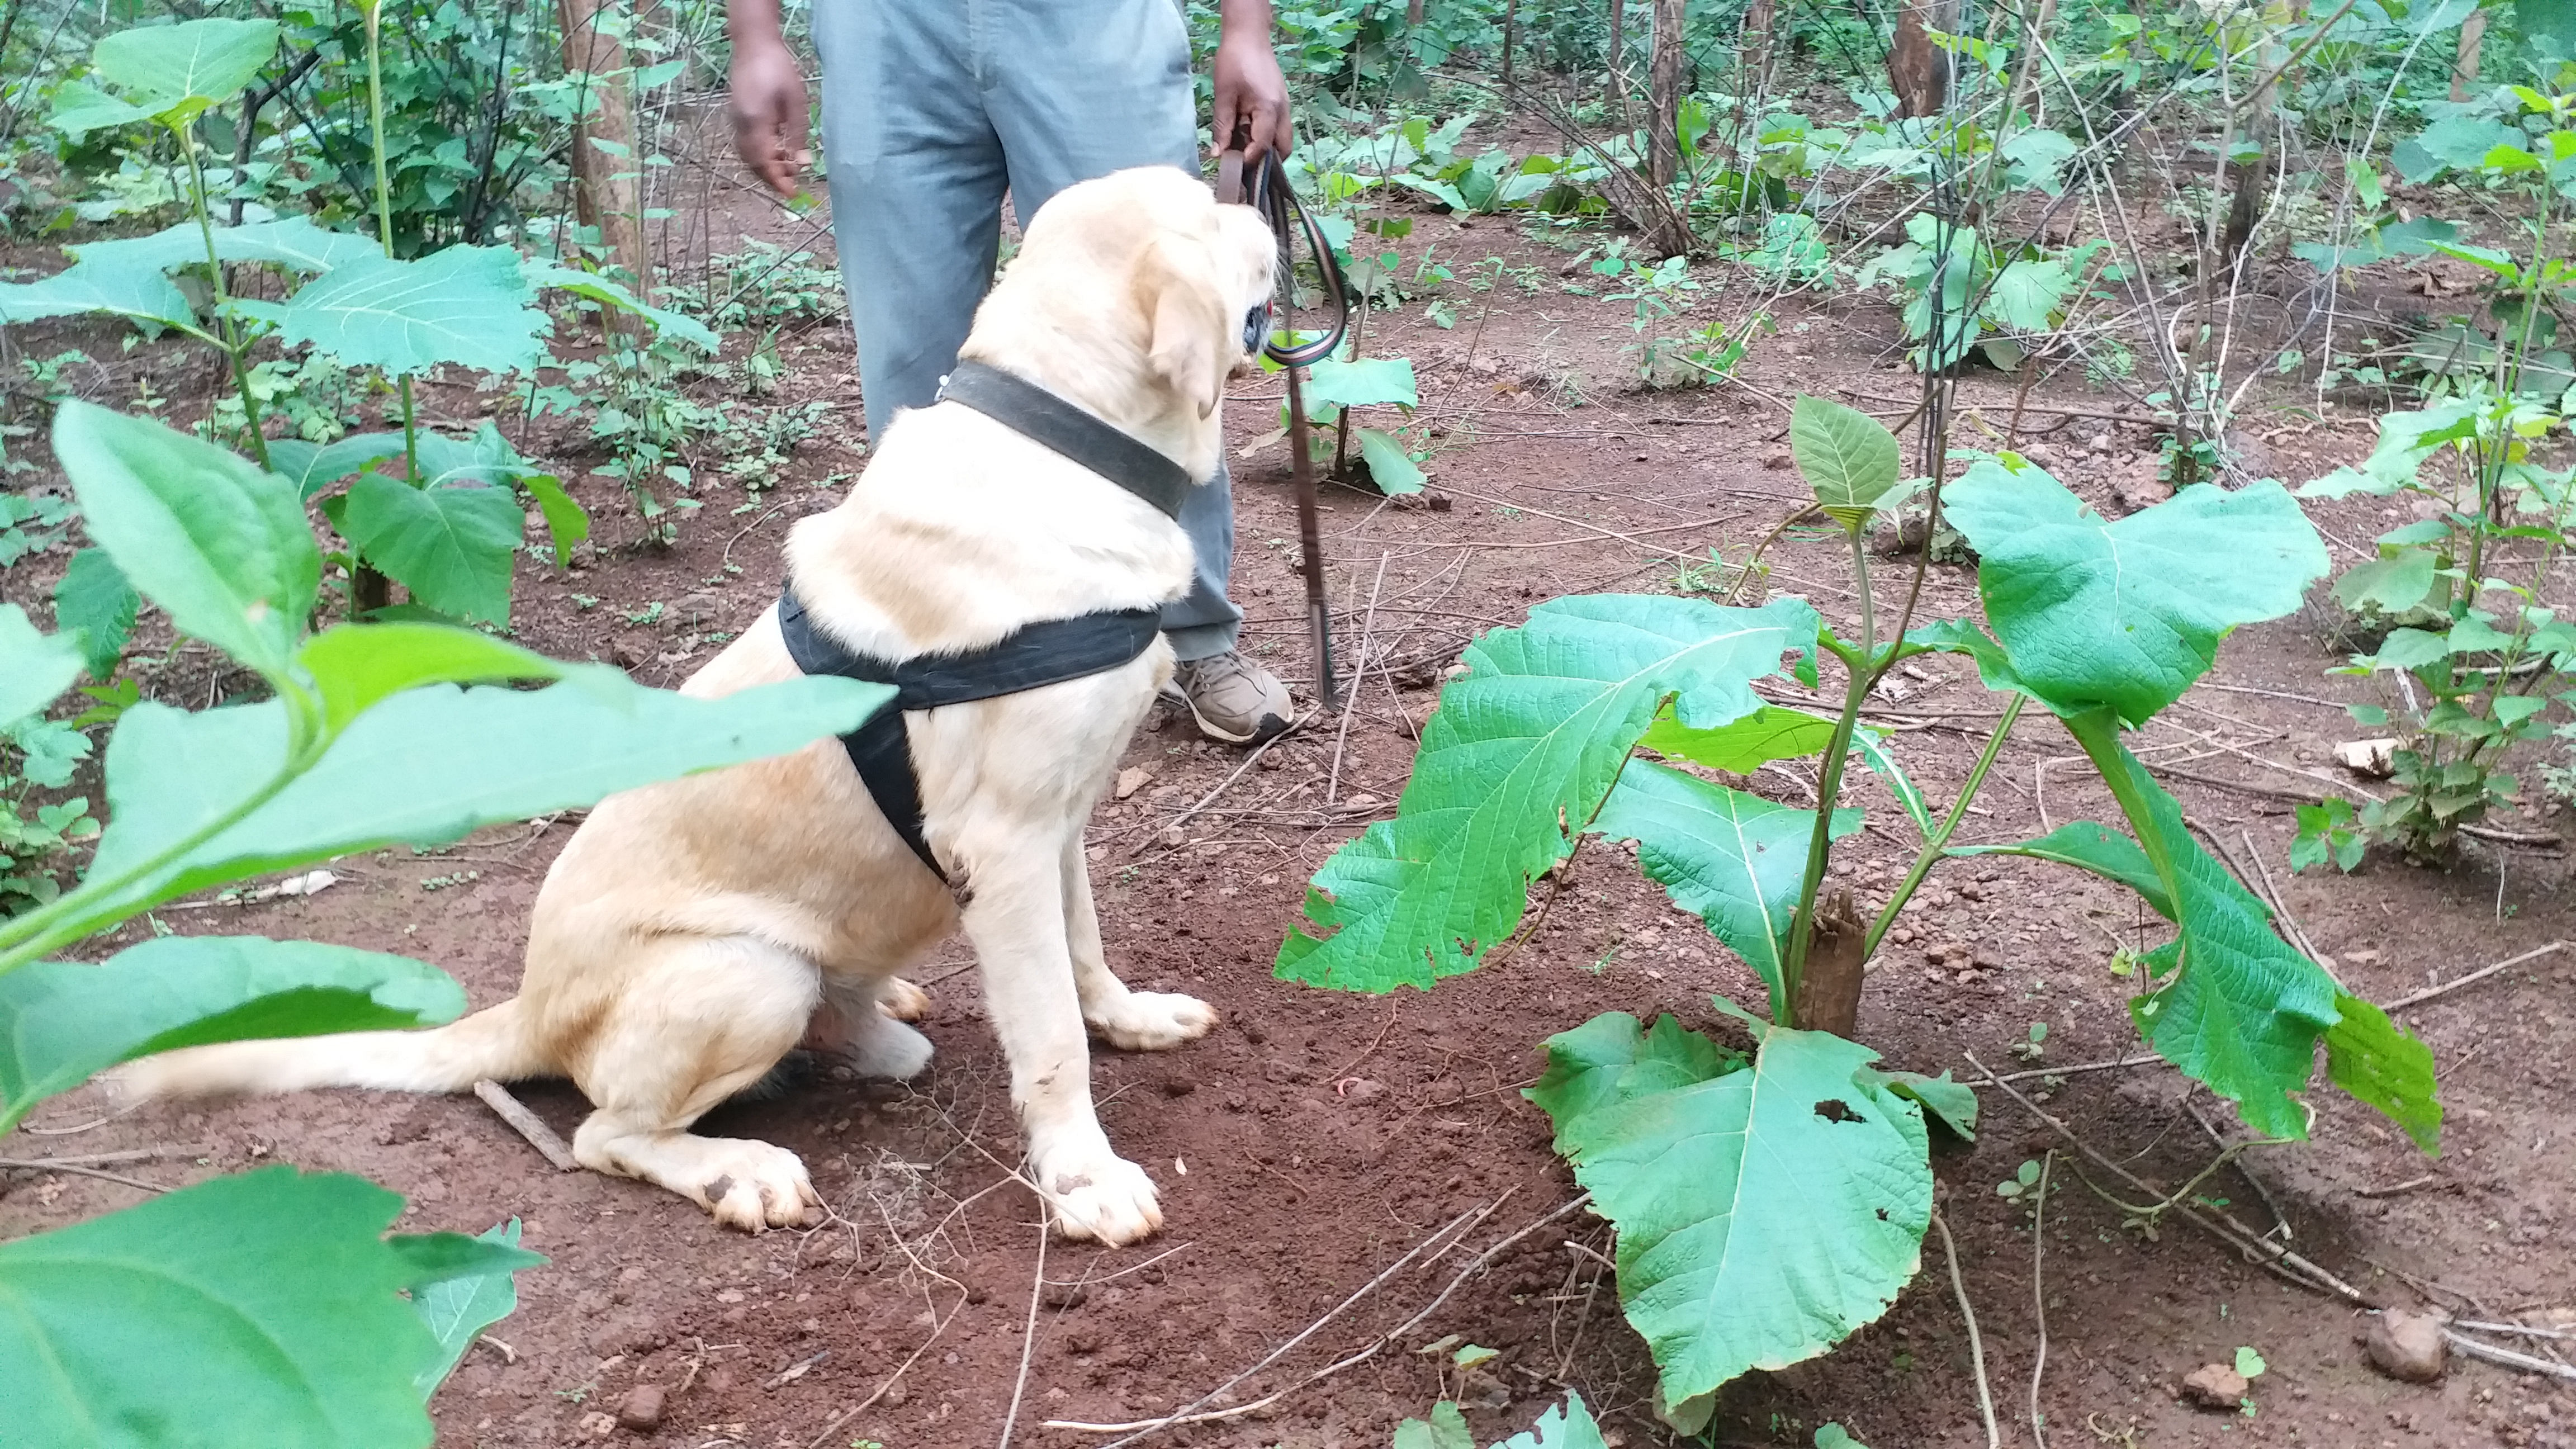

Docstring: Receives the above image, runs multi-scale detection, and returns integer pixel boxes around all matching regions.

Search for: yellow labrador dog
[115,166,1275,1245]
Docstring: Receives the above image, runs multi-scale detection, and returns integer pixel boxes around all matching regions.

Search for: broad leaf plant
[1277,395,2440,1426]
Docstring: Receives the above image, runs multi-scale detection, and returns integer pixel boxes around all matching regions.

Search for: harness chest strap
[776,594,1162,883]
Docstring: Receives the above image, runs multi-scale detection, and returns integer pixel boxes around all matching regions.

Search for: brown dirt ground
[6,183,2576,1449]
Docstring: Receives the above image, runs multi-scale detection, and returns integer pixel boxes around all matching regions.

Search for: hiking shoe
[1169,650,1292,745]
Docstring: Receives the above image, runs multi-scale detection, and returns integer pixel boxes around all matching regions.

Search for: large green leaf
[1302,356,1419,414]
[269,433,408,500]
[72,217,382,278]
[1789,395,1905,527]
[411,1220,528,1399]
[1588,761,1859,1016]
[0,261,199,334]
[1946,820,2174,919]
[2068,717,2352,1139]
[338,475,522,624]
[274,248,546,376]
[523,261,719,352]
[2324,994,2441,1152]
[89,17,281,119]
[0,1167,528,1449]
[1353,426,1427,495]
[1276,595,1817,992]
[1945,458,2326,723]
[2331,548,2440,613]
[0,605,82,727]
[53,402,316,683]
[54,548,140,681]
[0,936,462,1130]
[61,674,891,941]
[296,622,573,735]
[1530,1014,1929,1405]
[1639,703,1836,771]
[1495,1393,1607,1449]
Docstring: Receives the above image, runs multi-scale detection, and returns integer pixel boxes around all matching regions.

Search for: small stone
[1427,493,1453,512]
[614,1385,666,1432]
[2367,1309,2448,1382]
[2089,433,2114,453]
[610,638,647,670]
[668,593,722,629]
[578,1410,618,1438]
[1764,451,1793,471]
[2182,1363,2249,1409]
[1115,766,1151,801]
[1339,1077,1386,1102]
[2336,738,2398,778]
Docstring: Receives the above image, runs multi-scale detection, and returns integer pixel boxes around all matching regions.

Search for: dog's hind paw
[879,977,932,1021]
[847,1014,935,1081]
[1043,1152,1163,1246]
[1085,991,1219,1052]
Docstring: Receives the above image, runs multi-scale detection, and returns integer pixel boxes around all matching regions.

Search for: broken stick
[473,1079,577,1171]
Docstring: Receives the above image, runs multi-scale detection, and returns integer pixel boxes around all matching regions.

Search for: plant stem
[359,0,420,522]
[177,121,271,468]
[1781,622,1873,1015]
[1863,692,2026,958]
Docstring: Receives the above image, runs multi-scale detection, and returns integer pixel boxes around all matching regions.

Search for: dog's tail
[111,997,551,1101]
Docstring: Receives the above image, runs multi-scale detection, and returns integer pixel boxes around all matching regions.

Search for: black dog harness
[777,361,1186,882]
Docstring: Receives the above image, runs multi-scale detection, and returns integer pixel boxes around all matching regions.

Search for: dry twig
[2385,940,2568,1011]
[1931,1208,2001,1449]
[473,1079,579,1171]
[2030,1152,2053,1449]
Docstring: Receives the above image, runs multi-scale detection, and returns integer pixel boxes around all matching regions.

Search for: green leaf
[1527,1012,1744,1142]
[1789,396,1905,527]
[1276,595,1816,993]
[385,1228,542,1293]
[53,402,316,683]
[91,17,281,118]
[278,247,546,376]
[2365,627,2452,671]
[0,261,199,333]
[2324,994,2441,1152]
[0,937,463,1128]
[0,605,83,727]
[339,476,522,624]
[1589,761,1859,1015]
[2235,1346,2267,1379]
[270,432,408,500]
[1394,1401,1476,1449]
[1532,1015,1930,1405]
[0,1166,487,1448]
[1354,426,1427,494]
[1639,703,1836,771]
[1303,356,1419,414]
[2526,0,2576,52]
[523,261,718,352]
[1905,618,2029,696]
[410,1220,529,1398]
[1849,727,1933,837]
[1986,256,2077,333]
[54,548,140,680]
[46,79,154,138]
[66,674,892,938]
[1873,1068,1977,1140]
[2072,720,2345,1138]
[1814,1426,1873,1449]
[1948,821,2175,920]
[1946,458,2327,723]
[296,622,572,736]
[1496,1393,1608,1449]
[2332,549,2438,614]
[72,217,381,278]
[523,475,589,567]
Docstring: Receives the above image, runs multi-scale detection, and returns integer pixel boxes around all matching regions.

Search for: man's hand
[1211,0,1292,162]
[728,7,811,197]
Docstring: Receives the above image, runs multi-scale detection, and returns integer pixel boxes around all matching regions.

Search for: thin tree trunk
[1792,889,1865,1037]
[1888,0,1960,118]
[1605,0,1625,110]
[1501,0,1519,97]
[1408,0,1425,26]
[557,0,647,339]
[2450,6,2488,102]
[1647,0,1684,187]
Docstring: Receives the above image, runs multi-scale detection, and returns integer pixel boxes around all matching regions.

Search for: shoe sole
[1181,696,1288,746]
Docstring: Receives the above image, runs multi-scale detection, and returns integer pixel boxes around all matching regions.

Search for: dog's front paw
[691,1140,820,1233]
[1085,991,1219,1052]
[1043,1150,1163,1246]
[879,977,932,1021]
[847,1014,935,1081]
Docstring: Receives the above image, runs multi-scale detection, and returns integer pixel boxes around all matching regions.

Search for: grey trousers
[810,0,1244,660]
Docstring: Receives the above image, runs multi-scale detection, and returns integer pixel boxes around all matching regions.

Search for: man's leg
[810,0,1008,443]
[984,0,1289,744]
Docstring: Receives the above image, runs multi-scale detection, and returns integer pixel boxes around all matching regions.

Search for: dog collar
[936,361,1191,521]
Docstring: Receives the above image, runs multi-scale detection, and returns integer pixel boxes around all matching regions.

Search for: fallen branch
[473,1079,578,1171]
[2445,1327,2576,1382]
[1126,711,1314,857]
[2384,940,2568,1011]
[1931,1208,2001,1449]
[0,1158,168,1192]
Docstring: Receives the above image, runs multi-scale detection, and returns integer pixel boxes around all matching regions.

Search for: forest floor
[4,169,2575,1449]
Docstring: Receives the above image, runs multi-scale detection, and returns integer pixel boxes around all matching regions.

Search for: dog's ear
[1137,233,1229,420]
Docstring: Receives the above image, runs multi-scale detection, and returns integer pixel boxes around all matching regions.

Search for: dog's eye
[1241,304,1270,354]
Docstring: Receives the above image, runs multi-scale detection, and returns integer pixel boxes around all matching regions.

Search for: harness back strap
[778,590,1162,881]
[938,361,1191,521]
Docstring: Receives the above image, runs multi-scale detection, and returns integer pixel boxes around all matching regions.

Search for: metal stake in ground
[1276,238,1339,710]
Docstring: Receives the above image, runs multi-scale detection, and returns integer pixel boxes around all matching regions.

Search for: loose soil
[6,181,2576,1449]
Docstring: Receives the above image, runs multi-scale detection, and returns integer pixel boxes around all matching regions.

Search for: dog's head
[967,167,1277,466]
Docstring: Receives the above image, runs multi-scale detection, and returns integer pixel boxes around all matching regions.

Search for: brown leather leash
[1217,145,1350,711]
